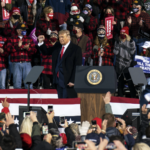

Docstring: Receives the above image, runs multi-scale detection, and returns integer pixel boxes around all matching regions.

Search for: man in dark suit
[38,30,82,98]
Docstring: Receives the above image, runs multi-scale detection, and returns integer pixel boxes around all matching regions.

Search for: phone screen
[91,120,97,125]
[23,112,30,118]
[106,143,117,149]
[42,125,48,135]
[60,116,65,124]
[48,105,53,114]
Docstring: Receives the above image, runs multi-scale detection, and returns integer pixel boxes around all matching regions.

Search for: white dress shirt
[60,41,70,55]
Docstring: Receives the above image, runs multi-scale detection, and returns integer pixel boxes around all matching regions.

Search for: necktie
[57,46,65,78]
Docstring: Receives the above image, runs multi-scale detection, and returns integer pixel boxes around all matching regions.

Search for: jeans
[0,68,6,89]
[59,23,67,30]
[8,55,13,80]
[13,62,33,89]
[132,37,147,57]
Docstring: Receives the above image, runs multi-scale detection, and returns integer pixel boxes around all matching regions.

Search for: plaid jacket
[92,43,114,66]
[84,15,98,42]
[125,12,150,37]
[36,18,59,38]
[0,44,9,71]
[110,0,129,20]
[6,35,37,62]
[41,39,53,75]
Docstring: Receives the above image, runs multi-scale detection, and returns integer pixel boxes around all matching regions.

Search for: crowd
[0,92,149,150]
[0,0,150,97]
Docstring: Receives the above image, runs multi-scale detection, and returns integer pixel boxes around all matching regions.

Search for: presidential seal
[87,69,102,85]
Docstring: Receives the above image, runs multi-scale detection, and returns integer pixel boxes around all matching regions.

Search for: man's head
[16,23,26,36]
[83,4,92,16]
[132,0,142,13]
[102,113,115,128]
[133,143,150,150]
[0,135,16,150]
[58,30,70,45]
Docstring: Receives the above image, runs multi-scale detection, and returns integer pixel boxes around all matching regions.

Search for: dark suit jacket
[38,41,82,98]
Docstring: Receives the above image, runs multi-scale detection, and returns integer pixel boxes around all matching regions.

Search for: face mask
[12,14,20,20]
[120,34,126,39]
[72,29,77,34]
[21,31,27,36]
[133,7,139,13]
[98,34,105,39]
[106,14,112,17]
[50,37,57,42]
[82,10,88,15]
[29,0,34,4]
[48,13,54,20]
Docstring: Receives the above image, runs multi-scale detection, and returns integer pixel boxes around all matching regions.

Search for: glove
[46,28,51,35]
[79,121,90,136]
[78,16,84,23]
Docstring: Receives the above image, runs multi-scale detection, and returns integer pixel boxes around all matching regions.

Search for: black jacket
[65,127,75,147]
[9,124,22,148]
[38,42,82,98]
[20,2,42,28]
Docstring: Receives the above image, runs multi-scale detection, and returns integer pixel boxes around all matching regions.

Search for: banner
[2,0,11,20]
[134,55,150,74]
[105,16,114,39]
[29,28,38,45]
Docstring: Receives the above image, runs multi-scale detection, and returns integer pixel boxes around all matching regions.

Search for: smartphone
[23,112,30,118]
[73,141,87,150]
[48,105,53,114]
[60,116,65,126]
[91,120,97,125]
[64,148,78,150]
[106,143,117,149]
[42,124,48,135]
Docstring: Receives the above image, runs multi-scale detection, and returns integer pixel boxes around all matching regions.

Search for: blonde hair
[105,7,115,16]
[59,30,70,36]
[10,15,23,24]
[133,143,150,150]
[94,36,108,48]
[19,117,33,136]
[41,6,53,17]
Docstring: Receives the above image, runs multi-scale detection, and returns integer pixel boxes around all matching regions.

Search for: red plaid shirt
[92,43,114,66]
[125,12,150,37]
[76,34,92,58]
[0,45,9,71]
[41,39,53,75]
[36,18,59,38]
[109,0,129,20]
[84,15,98,42]
[6,36,37,62]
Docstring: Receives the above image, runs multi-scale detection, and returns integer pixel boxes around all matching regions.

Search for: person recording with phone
[92,25,114,66]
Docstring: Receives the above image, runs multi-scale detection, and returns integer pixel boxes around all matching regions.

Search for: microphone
[93,45,98,54]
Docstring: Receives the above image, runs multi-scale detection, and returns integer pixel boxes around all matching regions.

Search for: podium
[74,66,117,122]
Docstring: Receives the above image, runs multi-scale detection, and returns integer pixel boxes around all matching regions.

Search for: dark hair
[0,135,16,150]
[146,126,150,138]
[102,113,115,128]
[109,135,124,145]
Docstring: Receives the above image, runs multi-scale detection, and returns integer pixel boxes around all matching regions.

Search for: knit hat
[70,4,80,15]
[86,133,100,145]
[120,26,129,35]
[73,20,84,29]
[85,4,92,11]
[69,123,80,137]
[20,133,32,150]
[60,133,67,145]
[133,0,142,6]
[10,7,20,16]
[92,117,102,128]
[16,23,26,30]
